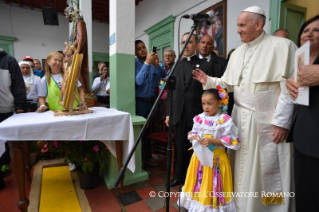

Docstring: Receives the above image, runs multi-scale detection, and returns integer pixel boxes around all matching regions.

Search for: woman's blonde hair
[44,52,64,85]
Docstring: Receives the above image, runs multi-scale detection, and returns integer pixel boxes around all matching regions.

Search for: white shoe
[69,163,76,171]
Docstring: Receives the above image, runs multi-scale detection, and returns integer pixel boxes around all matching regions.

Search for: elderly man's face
[164,51,176,66]
[198,35,214,57]
[181,34,197,57]
[34,60,41,70]
[237,12,260,43]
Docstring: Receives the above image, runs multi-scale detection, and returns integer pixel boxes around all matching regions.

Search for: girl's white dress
[178,112,240,212]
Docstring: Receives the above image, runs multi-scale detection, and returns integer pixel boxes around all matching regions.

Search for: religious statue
[63,5,90,94]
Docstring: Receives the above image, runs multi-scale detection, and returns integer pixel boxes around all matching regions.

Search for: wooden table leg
[22,141,32,181]
[115,140,124,192]
[9,141,30,212]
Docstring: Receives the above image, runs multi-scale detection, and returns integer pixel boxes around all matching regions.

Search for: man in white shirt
[92,65,110,105]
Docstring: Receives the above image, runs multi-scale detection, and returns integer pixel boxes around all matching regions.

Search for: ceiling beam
[92,4,108,10]
[92,10,108,23]
[28,0,33,10]
[93,0,109,4]
[93,6,109,12]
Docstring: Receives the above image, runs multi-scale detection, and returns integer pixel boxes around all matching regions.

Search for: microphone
[182,11,214,23]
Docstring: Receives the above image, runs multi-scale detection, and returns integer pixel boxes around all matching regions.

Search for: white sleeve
[271,80,294,129]
[203,77,234,92]
[106,81,110,90]
[92,78,101,91]
[39,77,48,97]
[219,119,240,150]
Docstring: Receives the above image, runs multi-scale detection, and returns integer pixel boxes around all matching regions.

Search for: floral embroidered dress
[178,112,240,212]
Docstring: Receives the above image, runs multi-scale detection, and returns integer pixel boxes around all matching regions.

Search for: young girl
[178,86,240,212]
[36,51,85,112]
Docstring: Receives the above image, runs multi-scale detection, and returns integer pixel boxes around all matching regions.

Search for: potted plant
[56,140,108,190]
[37,141,60,160]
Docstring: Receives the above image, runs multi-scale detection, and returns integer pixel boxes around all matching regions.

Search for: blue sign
[109,33,115,46]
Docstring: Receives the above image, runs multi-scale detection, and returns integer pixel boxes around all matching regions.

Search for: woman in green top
[36,51,85,112]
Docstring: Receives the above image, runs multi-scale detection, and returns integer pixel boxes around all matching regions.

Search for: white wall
[135,0,270,55]
[0,3,109,63]
[92,21,109,53]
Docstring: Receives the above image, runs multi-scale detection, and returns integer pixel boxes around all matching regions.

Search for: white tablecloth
[0,107,135,172]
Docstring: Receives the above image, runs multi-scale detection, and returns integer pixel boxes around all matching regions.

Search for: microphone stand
[113,19,200,212]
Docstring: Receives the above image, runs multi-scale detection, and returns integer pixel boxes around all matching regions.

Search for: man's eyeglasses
[164,55,175,58]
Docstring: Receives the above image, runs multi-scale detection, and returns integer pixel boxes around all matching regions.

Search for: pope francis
[192,6,297,212]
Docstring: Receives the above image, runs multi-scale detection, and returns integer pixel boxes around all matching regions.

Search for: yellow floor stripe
[39,166,82,212]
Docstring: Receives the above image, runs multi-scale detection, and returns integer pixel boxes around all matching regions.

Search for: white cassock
[204,31,297,212]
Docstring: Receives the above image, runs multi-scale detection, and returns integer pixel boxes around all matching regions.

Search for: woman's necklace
[102,78,107,87]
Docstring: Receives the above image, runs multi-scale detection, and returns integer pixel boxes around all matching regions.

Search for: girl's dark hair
[202,89,221,100]
[297,14,319,47]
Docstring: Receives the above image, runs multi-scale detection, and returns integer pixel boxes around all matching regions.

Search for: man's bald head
[198,35,214,57]
[273,29,289,39]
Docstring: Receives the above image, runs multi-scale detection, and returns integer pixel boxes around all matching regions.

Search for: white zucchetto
[243,6,266,17]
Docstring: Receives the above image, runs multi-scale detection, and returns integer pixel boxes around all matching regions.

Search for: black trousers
[97,95,110,105]
[173,114,193,182]
[294,145,319,211]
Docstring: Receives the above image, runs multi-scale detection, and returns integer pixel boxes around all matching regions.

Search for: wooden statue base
[53,109,94,116]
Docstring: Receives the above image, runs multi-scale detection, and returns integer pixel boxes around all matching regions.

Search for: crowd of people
[135,5,319,212]
[0,5,103,190]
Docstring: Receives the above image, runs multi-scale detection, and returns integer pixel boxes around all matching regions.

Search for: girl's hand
[198,138,214,147]
[189,135,200,142]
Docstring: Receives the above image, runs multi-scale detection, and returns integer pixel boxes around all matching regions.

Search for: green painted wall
[0,35,16,56]
[102,52,148,188]
[145,15,175,60]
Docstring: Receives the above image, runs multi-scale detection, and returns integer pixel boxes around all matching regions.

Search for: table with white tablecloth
[0,107,135,212]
